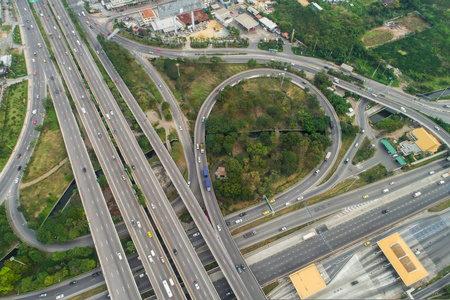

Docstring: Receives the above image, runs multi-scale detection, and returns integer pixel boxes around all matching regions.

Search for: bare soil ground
[363,13,429,48]
[297,0,310,6]
[145,110,174,140]
[191,20,222,39]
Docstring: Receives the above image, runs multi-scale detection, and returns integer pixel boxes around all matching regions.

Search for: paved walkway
[20,157,69,188]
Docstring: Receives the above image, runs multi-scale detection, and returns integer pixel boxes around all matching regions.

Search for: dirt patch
[191,20,222,39]
[297,0,310,6]
[145,110,175,140]
[382,124,414,141]
[363,13,429,48]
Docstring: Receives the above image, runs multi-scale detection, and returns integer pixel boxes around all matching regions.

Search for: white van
[81,107,86,114]
[196,143,199,150]
[150,250,155,257]
[81,11,85,16]
[106,113,110,120]
[77,40,80,46]
[382,189,389,194]
[438,180,445,185]
[235,219,242,224]
[169,278,175,286]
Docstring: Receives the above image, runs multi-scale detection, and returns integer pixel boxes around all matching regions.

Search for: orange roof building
[410,127,441,153]
[138,8,156,26]
[377,233,428,286]
[289,264,326,299]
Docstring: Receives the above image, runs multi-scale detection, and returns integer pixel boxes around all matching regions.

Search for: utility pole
[280,68,287,88]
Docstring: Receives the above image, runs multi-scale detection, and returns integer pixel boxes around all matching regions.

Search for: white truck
[442,173,449,179]
[325,152,331,161]
[302,232,317,241]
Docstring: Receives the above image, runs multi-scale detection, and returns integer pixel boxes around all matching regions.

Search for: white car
[179,126,182,131]
[15,177,19,184]
[32,109,37,115]
[389,181,395,185]
[32,58,35,62]
[117,253,122,260]
[56,295,64,300]
[193,232,200,237]
[297,196,304,201]
[148,255,153,263]
[110,110,114,116]
[137,221,142,228]
[194,281,200,290]
[217,225,221,231]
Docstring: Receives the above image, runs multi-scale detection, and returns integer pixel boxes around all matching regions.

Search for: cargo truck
[200,143,204,153]
[442,173,449,178]
[205,177,211,191]
[243,230,257,238]
[302,232,317,241]
[325,152,331,161]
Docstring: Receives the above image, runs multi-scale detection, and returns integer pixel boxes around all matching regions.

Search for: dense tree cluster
[35,200,89,244]
[207,79,331,205]
[0,206,19,258]
[0,244,97,295]
[270,0,449,93]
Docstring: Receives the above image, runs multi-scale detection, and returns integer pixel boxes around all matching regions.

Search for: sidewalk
[20,157,69,188]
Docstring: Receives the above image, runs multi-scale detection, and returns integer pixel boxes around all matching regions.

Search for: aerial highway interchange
[0,0,449,299]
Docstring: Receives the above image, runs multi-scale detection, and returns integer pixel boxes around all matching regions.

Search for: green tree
[281,132,302,151]
[97,174,108,187]
[126,241,135,253]
[0,267,20,295]
[51,251,67,262]
[281,151,297,175]
[247,59,257,67]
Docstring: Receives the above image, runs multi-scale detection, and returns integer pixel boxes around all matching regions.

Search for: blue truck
[205,177,211,191]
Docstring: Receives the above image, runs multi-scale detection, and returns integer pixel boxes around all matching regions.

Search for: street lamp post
[280,68,287,88]
[10,256,26,266]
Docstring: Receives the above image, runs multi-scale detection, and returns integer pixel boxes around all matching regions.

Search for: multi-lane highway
[50,1,219,298]
[3,3,449,299]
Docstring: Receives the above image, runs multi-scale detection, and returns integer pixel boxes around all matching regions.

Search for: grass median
[0,81,28,172]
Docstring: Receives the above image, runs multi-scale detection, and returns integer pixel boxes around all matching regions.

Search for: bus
[203,167,208,178]
[268,49,278,53]
[162,280,173,298]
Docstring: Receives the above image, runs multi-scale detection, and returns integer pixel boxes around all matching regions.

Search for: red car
[100,32,104,35]
[215,88,219,92]
[33,71,36,76]
[115,79,118,83]
[17,153,22,158]
[46,17,49,21]
[157,49,161,52]
[87,17,91,20]
[94,22,98,25]
[33,120,37,125]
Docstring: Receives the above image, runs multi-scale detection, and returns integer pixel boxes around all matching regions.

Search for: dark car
[70,280,78,285]
[351,281,359,286]
[55,89,59,94]
[344,158,350,164]
[173,249,178,255]
[50,76,54,80]
[443,164,450,169]
[382,209,389,214]
[239,212,246,217]
[92,271,101,277]
[17,166,22,171]
[105,293,110,299]
[131,165,135,170]
[235,264,242,273]
[241,264,246,271]
[226,221,230,226]
[226,290,234,296]
[82,167,86,173]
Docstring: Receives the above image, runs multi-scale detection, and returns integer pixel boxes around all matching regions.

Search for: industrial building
[157,0,202,19]
[235,14,258,31]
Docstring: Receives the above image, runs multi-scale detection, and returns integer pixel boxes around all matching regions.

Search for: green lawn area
[0,80,28,172]
[9,50,27,78]
[363,29,394,47]
[429,198,450,212]
[23,99,66,182]
[12,25,22,45]
[19,161,73,229]
[1,24,12,32]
